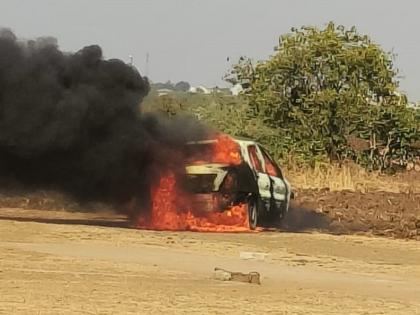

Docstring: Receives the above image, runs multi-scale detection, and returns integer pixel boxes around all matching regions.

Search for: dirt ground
[289,189,420,240]
[1,208,420,314]
[1,187,419,239]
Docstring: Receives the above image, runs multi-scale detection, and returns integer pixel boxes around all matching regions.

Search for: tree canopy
[227,22,419,169]
[151,81,191,92]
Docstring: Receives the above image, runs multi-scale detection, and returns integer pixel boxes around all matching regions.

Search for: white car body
[184,137,293,226]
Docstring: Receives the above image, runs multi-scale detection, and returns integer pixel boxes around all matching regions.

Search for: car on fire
[182,136,293,229]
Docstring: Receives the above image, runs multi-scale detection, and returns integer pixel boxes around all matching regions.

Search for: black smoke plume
[0,28,205,211]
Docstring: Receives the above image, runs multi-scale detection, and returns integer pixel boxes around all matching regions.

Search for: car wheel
[248,197,258,230]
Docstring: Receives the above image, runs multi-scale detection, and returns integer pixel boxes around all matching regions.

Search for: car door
[259,147,288,211]
[246,145,271,202]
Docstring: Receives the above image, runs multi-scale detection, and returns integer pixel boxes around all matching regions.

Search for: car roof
[186,135,258,146]
[185,135,280,164]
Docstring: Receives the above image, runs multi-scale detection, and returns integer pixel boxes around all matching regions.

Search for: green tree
[174,81,191,92]
[227,22,419,168]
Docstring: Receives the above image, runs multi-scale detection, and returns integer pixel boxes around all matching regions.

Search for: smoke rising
[0,28,205,209]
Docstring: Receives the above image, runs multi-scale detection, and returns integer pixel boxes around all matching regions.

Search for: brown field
[0,169,419,314]
[285,163,420,193]
[290,189,420,240]
[0,202,420,314]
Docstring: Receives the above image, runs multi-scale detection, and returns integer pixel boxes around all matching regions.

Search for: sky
[0,0,419,100]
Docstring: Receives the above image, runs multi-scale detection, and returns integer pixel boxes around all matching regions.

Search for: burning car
[181,135,293,229]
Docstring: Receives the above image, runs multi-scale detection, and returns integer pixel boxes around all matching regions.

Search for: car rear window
[185,140,242,165]
[184,143,214,163]
[183,174,217,193]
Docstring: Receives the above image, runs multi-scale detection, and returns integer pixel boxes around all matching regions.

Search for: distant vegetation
[151,81,191,92]
[144,23,420,172]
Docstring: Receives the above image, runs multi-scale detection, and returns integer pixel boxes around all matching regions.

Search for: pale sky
[1,0,419,100]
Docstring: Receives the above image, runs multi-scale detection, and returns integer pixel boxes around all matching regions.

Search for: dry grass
[284,163,420,193]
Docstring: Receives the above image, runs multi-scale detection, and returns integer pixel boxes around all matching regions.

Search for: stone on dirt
[213,267,261,285]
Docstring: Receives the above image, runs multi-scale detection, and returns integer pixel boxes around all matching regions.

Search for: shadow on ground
[0,215,130,229]
[278,206,332,232]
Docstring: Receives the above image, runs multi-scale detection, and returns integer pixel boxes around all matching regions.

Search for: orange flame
[137,173,251,232]
[212,134,242,165]
[137,134,254,232]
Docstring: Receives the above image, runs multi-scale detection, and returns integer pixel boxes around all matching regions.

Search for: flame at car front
[136,135,253,232]
[137,172,250,231]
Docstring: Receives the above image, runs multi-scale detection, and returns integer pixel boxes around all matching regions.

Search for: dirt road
[1,209,420,314]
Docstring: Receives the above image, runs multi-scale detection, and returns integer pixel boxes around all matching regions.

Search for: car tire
[247,196,258,230]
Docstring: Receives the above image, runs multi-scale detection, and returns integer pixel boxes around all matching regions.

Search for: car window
[260,148,283,178]
[247,145,264,173]
[184,143,214,163]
